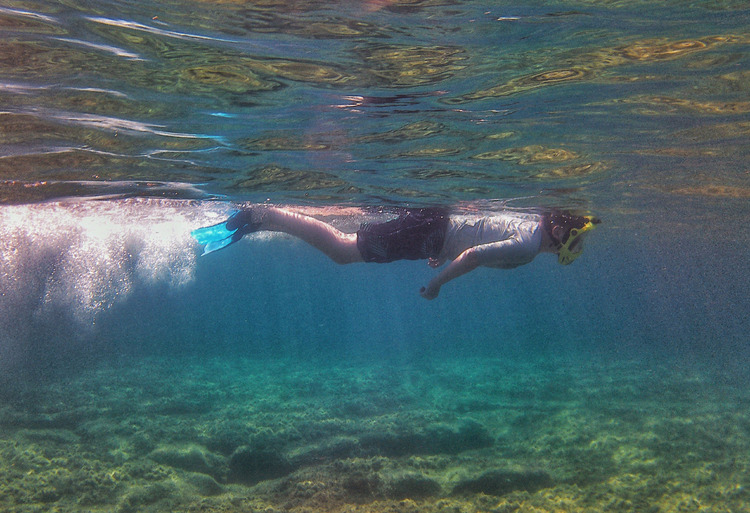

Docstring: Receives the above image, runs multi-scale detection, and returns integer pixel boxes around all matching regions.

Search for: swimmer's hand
[421,250,479,300]
[420,282,440,300]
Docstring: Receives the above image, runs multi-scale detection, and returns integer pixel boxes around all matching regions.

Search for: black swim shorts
[356,208,449,263]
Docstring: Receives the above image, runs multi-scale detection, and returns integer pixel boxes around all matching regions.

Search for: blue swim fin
[201,230,244,255]
[191,221,237,245]
[191,209,259,255]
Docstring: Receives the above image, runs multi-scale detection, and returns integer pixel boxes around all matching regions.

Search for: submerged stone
[451,468,552,496]
[360,418,494,456]
[148,443,226,479]
[228,446,296,485]
[183,471,224,496]
[116,481,178,513]
[386,473,442,499]
[342,471,381,499]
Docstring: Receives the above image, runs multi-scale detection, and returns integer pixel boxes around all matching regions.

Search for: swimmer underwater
[191,205,600,300]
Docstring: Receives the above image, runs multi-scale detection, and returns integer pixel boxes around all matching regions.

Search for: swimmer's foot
[191,208,262,255]
[224,209,261,233]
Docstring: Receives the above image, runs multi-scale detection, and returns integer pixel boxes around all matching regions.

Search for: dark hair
[542,210,601,246]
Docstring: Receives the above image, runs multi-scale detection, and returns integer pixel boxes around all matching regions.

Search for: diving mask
[557,217,596,265]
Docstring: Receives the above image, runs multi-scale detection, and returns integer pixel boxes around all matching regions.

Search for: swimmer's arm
[420,247,480,300]
[419,239,522,300]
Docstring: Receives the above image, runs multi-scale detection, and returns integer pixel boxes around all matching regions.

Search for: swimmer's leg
[192,207,362,264]
[261,207,362,264]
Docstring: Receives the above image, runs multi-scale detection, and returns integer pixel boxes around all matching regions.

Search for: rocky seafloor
[1,353,748,513]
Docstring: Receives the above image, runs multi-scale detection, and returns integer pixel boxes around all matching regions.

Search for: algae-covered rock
[342,470,381,499]
[451,468,552,496]
[17,427,80,445]
[183,471,224,496]
[2,408,85,430]
[148,443,226,480]
[228,445,295,485]
[386,473,442,499]
[360,418,494,457]
[115,481,179,513]
[292,436,359,465]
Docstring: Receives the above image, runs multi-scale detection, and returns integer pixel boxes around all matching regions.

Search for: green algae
[358,121,447,144]
[356,44,467,87]
[1,355,749,512]
[234,165,354,193]
[1,2,749,208]
[149,443,226,479]
[442,34,738,105]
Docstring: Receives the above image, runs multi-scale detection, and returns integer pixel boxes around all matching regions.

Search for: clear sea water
[1,1,750,512]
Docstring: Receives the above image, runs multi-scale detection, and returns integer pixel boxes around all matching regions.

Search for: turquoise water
[1,1,750,512]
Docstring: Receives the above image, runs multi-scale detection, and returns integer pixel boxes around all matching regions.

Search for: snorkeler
[191,205,599,300]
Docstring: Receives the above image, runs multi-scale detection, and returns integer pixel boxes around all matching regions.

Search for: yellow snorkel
[557,216,597,265]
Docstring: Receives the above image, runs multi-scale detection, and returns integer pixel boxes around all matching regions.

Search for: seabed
[1,354,748,513]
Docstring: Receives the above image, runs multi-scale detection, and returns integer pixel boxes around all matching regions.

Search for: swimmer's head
[543,211,600,265]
